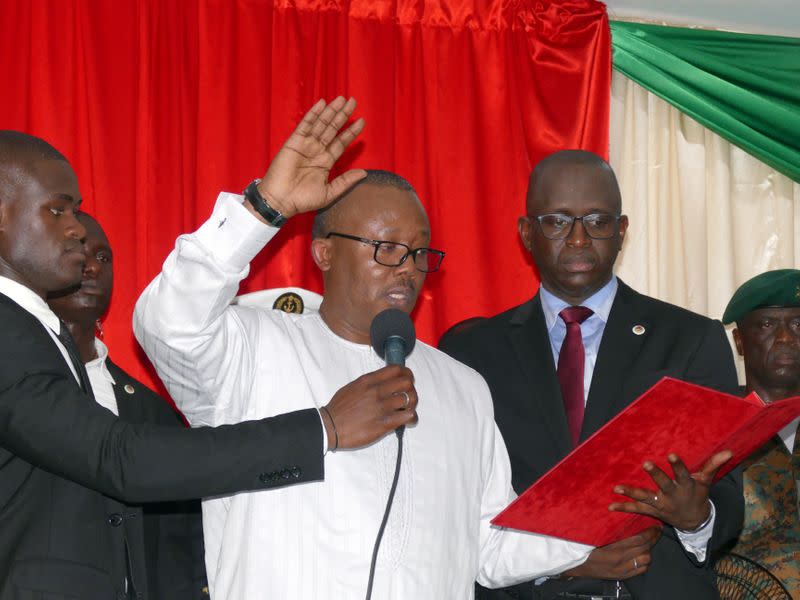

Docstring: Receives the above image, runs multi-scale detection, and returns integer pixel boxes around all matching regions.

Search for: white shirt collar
[0,275,62,333]
[85,337,116,385]
[540,276,618,332]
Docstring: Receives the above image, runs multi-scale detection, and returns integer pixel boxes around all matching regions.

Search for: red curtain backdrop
[0,0,610,390]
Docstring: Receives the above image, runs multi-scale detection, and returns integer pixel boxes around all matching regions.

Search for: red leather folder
[491,377,800,546]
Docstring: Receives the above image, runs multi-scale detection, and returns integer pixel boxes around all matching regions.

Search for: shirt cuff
[318,409,329,455]
[674,501,715,562]
[193,192,281,270]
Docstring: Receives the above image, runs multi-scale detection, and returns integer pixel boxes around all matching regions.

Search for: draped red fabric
[0,0,610,390]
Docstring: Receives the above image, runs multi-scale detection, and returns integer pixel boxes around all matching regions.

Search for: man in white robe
[134,97,593,599]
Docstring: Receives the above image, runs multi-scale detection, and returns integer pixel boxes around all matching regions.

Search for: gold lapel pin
[632,325,646,336]
[124,384,135,394]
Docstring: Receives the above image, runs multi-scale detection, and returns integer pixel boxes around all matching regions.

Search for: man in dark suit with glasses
[441,149,744,600]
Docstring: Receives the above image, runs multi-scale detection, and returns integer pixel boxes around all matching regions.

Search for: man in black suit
[440,150,743,600]
[0,115,417,598]
[47,212,207,598]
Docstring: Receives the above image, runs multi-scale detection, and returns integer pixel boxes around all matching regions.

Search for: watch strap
[243,179,288,227]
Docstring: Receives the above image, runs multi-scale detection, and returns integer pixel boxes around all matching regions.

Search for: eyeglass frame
[325,231,446,273]
[527,212,624,240]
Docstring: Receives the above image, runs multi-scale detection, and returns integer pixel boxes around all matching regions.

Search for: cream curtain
[609,70,800,377]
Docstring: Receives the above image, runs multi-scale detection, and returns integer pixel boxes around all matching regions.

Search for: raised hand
[320,365,419,450]
[562,526,662,580]
[608,450,732,531]
[255,96,366,220]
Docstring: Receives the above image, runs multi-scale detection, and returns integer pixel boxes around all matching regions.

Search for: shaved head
[0,131,69,204]
[312,169,420,239]
[518,148,627,305]
[526,149,621,216]
[0,131,67,164]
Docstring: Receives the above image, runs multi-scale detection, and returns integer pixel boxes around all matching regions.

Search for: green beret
[722,269,800,324]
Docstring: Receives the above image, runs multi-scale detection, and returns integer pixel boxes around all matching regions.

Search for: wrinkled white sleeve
[133,192,279,427]
[476,393,592,587]
[674,501,715,562]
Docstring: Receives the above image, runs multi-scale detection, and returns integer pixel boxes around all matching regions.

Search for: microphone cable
[364,427,404,600]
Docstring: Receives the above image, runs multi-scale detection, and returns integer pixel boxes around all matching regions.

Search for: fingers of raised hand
[326,167,367,204]
[327,117,365,163]
[292,96,361,156]
[317,98,357,147]
[294,98,327,137]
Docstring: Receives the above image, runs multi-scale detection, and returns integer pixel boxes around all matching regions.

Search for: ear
[732,327,744,357]
[617,215,629,250]
[518,216,533,252]
[310,238,333,272]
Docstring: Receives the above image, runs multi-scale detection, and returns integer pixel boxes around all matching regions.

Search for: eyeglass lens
[538,213,618,239]
[375,243,442,272]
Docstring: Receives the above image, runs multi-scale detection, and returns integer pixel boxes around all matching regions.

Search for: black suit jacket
[440,280,744,600]
[107,359,207,599]
[0,293,323,599]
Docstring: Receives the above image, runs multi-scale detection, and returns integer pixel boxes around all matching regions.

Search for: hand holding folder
[608,449,731,532]
[492,377,800,546]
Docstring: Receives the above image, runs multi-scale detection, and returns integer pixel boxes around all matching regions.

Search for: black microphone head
[370,308,416,360]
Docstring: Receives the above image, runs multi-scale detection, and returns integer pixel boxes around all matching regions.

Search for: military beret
[722,269,800,324]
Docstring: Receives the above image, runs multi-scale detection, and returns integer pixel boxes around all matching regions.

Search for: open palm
[258,96,366,218]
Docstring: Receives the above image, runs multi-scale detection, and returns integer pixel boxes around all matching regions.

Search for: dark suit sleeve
[683,319,744,554]
[0,370,323,503]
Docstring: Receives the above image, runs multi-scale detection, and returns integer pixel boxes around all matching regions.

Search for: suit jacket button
[107,513,124,527]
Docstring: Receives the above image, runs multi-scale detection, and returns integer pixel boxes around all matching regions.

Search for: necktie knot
[559,305,593,325]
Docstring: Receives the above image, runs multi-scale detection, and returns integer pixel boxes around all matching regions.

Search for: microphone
[369,308,416,367]
[365,309,415,600]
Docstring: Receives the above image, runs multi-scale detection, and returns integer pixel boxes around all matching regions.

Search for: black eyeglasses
[326,232,445,273]
[529,212,622,240]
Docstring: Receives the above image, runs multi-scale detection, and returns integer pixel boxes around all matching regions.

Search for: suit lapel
[0,293,95,400]
[582,281,650,439]
[508,295,573,458]
[107,359,142,422]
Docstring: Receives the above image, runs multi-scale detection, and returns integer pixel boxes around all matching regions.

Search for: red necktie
[557,306,593,446]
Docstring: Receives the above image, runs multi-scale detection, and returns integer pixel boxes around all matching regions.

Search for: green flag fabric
[611,21,800,182]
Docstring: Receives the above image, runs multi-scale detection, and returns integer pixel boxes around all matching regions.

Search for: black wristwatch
[242,179,288,227]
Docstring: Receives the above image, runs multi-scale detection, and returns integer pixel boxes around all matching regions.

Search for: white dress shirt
[85,338,119,416]
[539,277,715,560]
[134,193,592,600]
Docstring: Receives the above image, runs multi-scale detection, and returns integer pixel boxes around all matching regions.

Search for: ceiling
[603,0,800,38]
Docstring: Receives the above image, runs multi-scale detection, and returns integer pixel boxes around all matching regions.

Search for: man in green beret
[722,268,800,595]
